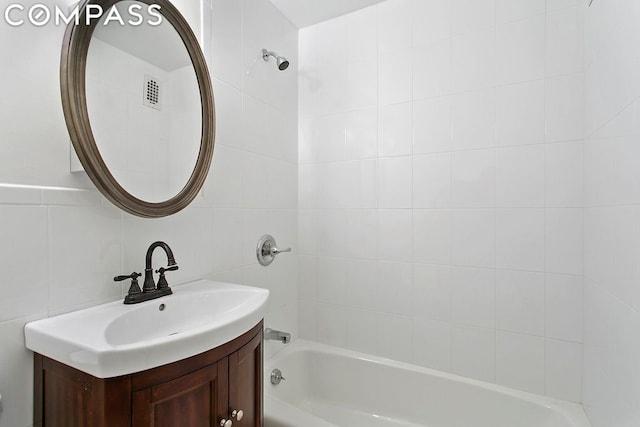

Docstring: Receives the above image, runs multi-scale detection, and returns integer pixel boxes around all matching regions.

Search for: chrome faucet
[114,241,179,304]
[264,328,291,344]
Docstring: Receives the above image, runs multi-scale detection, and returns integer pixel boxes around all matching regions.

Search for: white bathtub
[264,340,591,427]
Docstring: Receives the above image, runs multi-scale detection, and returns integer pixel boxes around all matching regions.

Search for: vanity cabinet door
[228,330,263,427]
[132,362,228,427]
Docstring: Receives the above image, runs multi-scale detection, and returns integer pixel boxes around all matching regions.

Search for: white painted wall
[582,1,640,426]
[297,0,584,402]
[0,1,298,426]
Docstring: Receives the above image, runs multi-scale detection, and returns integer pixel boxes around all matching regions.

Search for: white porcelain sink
[25,280,269,378]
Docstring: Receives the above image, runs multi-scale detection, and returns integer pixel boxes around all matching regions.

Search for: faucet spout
[264,328,291,344]
[143,241,178,292]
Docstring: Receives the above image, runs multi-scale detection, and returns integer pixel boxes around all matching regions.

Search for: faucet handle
[155,265,179,274]
[156,265,178,290]
[114,272,142,282]
[114,272,142,296]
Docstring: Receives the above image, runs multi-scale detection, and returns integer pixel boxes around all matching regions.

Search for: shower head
[262,49,290,71]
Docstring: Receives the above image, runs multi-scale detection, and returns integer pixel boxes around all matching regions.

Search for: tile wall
[0,1,298,426]
[298,0,585,401]
[582,1,640,426]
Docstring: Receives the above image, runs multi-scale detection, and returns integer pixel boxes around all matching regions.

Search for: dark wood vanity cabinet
[34,322,263,427]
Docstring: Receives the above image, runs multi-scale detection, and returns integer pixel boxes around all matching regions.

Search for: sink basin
[25,280,269,378]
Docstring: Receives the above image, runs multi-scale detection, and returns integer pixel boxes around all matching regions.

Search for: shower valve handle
[270,246,291,256]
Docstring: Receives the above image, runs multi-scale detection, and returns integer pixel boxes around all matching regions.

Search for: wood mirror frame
[61,0,215,218]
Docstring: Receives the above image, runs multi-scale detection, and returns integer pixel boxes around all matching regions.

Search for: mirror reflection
[85,1,202,203]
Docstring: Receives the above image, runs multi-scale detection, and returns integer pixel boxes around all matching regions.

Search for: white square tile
[49,206,122,313]
[346,209,378,260]
[345,160,378,209]
[378,209,413,262]
[546,7,584,77]
[316,209,346,258]
[379,102,413,157]
[345,258,378,311]
[496,270,545,336]
[298,300,318,340]
[315,113,346,162]
[346,5,378,61]
[316,15,347,64]
[241,94,271,155]
[413,153,452,208]
[413,39,452,100]
[317,257,346,305]
[298,26,318,71]
[378,157,412,208]
[452,30,495,92]
[546,208,583,275]
[378,261,413,315]
[242,153,297,209]
[452,325,495,382]
[207,145,243,208]
[346,107,378,160]
[545,141,584,207]
[496,145,545,207]
[211,208,241,272]
[379,313,413,362]
[546,74,584,143]
[174,208,214,282]
[495,208,545,271]
[546,273,583,342]
[452,89,496,150]
[496,15,545,85]
[298,210,318,255]
[347,309,379,355]
[452,209,496,268]
[379,49,413,105]
[211,0,242,88]
[452,0,495,36]
[0,206,47,322]
[378,0,412,53]
[496,0,545,24]
[413,318,452,371]
[209,80,242,149]
[496,331,545,394]
[546,339,583,402]
[413,0,451,46]
[452,267,496,329]
[413,97,453,154]
[318,304,347,347]
[298,255,318,300]
[317,62,348,115]
[298,163,317,210]
[452,149,496,208]
[347,59,378,110]
[413,264,452,322]
[496,80,545,147]
[413,209,452,265]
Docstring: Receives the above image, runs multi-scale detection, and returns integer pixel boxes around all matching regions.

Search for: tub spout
[265,328,291,344]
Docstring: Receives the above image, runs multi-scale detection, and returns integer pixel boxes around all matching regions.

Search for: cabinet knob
[220,419,232,427]
[232,409,244,421]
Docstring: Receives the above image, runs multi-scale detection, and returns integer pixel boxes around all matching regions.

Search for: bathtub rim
[265,339,591,427]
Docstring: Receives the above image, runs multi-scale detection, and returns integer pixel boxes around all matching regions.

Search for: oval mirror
[61,0,215,218]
